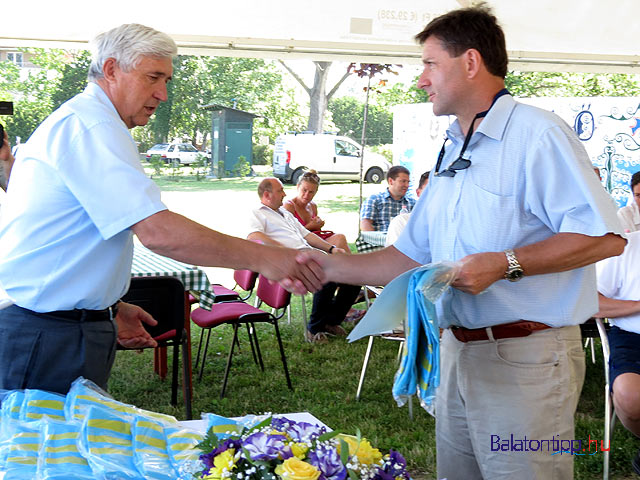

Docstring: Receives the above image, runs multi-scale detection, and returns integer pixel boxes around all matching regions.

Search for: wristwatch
[504,249,524,282]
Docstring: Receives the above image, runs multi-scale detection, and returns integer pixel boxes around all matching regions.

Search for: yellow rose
[290,442,309,459]
[338,435,382,465]
[204,449,236,479]
[275,457,320,480]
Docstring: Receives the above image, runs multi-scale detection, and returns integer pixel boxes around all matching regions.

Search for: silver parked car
[145,143,201,165]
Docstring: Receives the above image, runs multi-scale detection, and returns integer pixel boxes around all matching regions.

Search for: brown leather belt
[450,320,551,343]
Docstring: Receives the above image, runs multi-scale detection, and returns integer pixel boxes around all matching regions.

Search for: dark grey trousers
[0,305,117,394]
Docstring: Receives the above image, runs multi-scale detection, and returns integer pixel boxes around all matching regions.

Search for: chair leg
[198,328,212,382]
[272,320,293,390]
[194,328,205,369]
[356,335,375,401]
[221,323,240,398]
[171,340,179,406]
[245,323,263,369]
[249,323,265,371]
[396,340,405,364]
[181,336,193,420]
[300,295,308,340]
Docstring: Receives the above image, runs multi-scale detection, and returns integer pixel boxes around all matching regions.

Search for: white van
[272,133,391,184]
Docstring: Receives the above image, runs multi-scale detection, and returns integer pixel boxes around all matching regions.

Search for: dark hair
[418,171,430,189]
[387,165,410,181]
[631,171,640,189]
[297,169,320,186]
[414,3,508,78]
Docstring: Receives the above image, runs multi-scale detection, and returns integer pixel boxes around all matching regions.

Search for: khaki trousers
[436,326,585,480]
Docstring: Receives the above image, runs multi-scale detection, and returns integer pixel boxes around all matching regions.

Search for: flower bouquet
[194,416,410,480]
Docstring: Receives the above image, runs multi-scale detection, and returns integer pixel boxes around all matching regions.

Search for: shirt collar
[85,82,124,124]
[446,93,516,144]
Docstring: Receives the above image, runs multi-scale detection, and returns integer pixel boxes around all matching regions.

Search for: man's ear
[463,48,483,79]
[102,58,118,82]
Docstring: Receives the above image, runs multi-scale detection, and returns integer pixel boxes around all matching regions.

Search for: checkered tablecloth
[131,244,216,309]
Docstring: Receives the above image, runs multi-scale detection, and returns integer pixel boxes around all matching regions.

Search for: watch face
[507,269,524,281]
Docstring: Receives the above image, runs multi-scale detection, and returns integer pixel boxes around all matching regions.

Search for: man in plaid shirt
[360,165,416,232]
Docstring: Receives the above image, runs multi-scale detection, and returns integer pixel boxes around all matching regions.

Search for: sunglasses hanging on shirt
[434,88,510,178]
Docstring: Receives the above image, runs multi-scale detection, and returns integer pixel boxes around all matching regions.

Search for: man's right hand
[260,245,326,294]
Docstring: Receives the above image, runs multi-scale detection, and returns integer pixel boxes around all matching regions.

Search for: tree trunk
[280,60,351,134]
[307,62,331,133]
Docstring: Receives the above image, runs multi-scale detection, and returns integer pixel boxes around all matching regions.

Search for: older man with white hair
[0,24,322,394]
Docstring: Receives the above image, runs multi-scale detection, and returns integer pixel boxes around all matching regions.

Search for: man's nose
[155,82,169,102]
[417,69,430,89]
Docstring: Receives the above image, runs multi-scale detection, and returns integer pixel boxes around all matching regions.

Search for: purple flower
[243,432,288,461]
[374,450,409,480]
[287,421,326,442]
[308,445,347,480]
[199,438,241,472]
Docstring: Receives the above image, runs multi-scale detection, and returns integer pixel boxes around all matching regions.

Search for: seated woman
[283,170,350,252]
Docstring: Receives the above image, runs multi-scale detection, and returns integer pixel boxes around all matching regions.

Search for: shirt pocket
[459,180,520,253]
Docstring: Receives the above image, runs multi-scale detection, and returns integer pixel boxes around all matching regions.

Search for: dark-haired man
[360,165,415,233]
[295,4,624,478]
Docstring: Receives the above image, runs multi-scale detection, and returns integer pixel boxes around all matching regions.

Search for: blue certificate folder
[347,262,459,412]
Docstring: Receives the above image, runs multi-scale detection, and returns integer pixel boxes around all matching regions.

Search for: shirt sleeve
[524,123,622,237]
[596,252,621,299]
[361,194,376,220]
[247,208,267,235]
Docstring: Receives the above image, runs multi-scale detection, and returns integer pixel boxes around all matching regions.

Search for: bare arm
[0,130,14,192]
[596,293,640,318]
[304,232,333,253]
[132,210,324,292]
[247,231,284,247]
[295,245,420,287]
[360,218,375,231]
[453,232,626,295]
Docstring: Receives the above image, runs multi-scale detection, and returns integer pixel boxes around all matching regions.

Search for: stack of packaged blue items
[0,377,205,480]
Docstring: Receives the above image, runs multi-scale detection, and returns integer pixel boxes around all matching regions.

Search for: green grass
[107,170,639,479]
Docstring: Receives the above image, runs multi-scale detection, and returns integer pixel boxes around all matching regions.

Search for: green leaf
[339,438,350,465]
[195,426,221,453]
[317,430,340,443]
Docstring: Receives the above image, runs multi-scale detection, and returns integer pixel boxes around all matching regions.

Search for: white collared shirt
[0,83,166,311]
[248,204,312,249]
[597,231,640,334]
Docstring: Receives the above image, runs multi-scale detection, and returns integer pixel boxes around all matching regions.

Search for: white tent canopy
[2,0,638,73]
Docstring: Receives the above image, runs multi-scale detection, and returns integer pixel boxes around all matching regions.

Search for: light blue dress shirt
[395,94,622,329]
[0,83,166,312]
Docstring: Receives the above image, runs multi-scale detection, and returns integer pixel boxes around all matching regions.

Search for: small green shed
[202,104,259,177]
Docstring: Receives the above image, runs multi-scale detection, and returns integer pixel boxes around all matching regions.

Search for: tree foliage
[328,96,392,145]
[0,49,304,154]
[505,71,640,97]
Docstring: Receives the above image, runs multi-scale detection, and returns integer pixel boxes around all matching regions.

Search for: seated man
[385,170,430,246]
[360,165,415,232]
[618,171,640,233]
[596,230,640,473]
[248,178,361,344]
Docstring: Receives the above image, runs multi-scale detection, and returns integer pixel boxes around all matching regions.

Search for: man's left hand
[115,301,158,348]
[451,252,508,295]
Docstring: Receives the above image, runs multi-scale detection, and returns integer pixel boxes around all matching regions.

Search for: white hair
[87,23,177,81]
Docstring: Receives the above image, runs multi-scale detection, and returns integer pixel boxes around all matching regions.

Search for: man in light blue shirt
[0,24,322,395]
[297,5,625,479]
